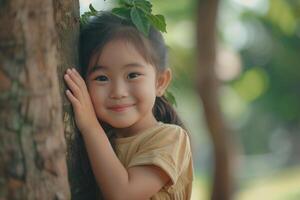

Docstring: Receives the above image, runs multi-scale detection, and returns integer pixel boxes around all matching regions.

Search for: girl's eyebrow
[123,62,146,69]
[88,62,146,75]
[88,65,107,75]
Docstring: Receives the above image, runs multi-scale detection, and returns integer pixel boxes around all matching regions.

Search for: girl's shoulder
[114,122,188,146]
[156,122,188,136]
[145,122,189,143]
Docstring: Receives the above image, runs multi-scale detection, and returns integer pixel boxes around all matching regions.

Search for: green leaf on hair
[80,11,94,25]
[119,0,133,6]
[130,7,150,36]
[147,14,167,33]
[80,4,99,25]
[80,1,167,36]
[165,91,177,107]
[112,7,131,20]
[89,4,98,14]
[135,0,152,13]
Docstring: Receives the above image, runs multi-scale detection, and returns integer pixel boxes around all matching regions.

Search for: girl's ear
[156,68,172,97]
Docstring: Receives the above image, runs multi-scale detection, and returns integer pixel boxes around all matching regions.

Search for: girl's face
[86,39,170,135]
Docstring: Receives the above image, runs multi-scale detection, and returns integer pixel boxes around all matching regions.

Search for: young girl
[64,11,193,199]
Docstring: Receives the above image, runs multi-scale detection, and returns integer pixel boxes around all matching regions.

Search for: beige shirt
[114,122,194,200]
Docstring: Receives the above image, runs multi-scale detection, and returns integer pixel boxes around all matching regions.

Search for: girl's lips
[108,104,134,112]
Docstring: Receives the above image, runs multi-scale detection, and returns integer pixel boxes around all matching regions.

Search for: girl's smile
[107,103,135,112]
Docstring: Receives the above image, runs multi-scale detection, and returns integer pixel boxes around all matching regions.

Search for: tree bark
[0,0,70,199]
[196,0,233,199]
[52,1,101,199]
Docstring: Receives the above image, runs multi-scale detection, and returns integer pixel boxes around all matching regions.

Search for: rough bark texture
[52,0,81,195]
[53,1,101,199]
[0,0,70,199]
[196,0,233,199]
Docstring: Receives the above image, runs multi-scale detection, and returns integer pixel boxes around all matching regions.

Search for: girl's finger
[69,68,89,96]
[71,68,84,80]
[66,89,80,108]
[66,69,82,87]
[64,74,82,98]
[68,68,86,89]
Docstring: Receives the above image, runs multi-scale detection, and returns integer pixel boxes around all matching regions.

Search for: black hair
[73,11,186,199]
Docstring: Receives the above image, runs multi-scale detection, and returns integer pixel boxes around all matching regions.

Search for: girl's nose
[109,80,128,99]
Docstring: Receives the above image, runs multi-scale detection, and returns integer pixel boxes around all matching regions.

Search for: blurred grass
[191,174,209,200]
[235,166,300,200]
[191,166,300,200]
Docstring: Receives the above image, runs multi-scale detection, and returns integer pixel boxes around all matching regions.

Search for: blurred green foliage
[236,0,300,123]
[222,0,300,158]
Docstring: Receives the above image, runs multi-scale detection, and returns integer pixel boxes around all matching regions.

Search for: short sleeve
[127,124,191,190]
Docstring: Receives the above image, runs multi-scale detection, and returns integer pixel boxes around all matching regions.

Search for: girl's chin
[101,120,135,130]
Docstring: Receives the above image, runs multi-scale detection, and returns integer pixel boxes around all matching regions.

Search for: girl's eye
[95,75,108,82]
[127,72,141,79]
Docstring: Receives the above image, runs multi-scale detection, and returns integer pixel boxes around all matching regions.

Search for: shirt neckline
[114,122,164,144]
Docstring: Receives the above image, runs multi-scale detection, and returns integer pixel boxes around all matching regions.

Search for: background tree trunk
[0,0,70,199]
[196,0,233,199]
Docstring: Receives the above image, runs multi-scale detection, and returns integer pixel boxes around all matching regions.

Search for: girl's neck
[114,115,159,138]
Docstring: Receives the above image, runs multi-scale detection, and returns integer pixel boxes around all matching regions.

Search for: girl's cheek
[130,81,156,96]
[129,82,145,94]
[89,85,108,102]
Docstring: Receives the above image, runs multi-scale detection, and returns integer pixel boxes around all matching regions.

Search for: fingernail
[72,68,76,72]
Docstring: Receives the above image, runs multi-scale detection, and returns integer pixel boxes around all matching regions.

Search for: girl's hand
[64,68,100,134]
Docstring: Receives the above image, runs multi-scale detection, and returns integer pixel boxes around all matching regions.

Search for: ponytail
[153,96,186,130]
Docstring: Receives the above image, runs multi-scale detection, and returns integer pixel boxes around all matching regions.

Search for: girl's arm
[64,68,169,200]
[82,125,169,200]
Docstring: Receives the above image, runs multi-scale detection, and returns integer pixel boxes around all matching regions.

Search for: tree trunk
[196,0,233,199]
[53,0,101,200]
[0,0,70,199]
[52,1,101,199]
